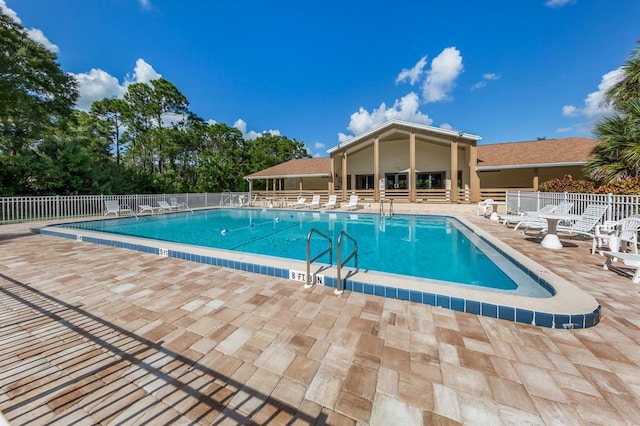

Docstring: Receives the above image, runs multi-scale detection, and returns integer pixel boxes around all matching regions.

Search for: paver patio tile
[254,345,296,375]
[305,371,342,409]
[486,375,537,414]
[3,213,640,424]
[284,355,320,386]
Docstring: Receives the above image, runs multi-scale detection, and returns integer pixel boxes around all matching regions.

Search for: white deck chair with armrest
[500,204,557,227]
[477,199,494,217]
[344,194,360,211]
[322,194,338,210]
[104,200,133,216]
[592,216,640,254]
[138,204,160,214]
[306,195,321,209]
[514,201,574,232]
[288,196,306,209]
[157,200,174,212]
[602,251,640,283]
[536,204,608,239]
[170,197,192,211]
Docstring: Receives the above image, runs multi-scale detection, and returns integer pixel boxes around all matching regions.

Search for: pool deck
[1,211,640,425]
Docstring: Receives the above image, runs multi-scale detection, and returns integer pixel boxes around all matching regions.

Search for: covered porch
[327,120,482,204]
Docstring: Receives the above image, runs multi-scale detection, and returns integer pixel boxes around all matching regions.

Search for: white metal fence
[506,191,640,223]
[0,192,249,224]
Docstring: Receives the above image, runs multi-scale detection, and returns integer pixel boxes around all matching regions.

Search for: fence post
[607,193,613,222]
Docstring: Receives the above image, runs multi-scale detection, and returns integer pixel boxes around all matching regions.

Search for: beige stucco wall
[336,138,469,189]
[479,166,588,189]
[286,176,329,191]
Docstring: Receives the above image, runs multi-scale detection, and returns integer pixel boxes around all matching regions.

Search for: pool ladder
[380,199,394,218]
[306,228,358,295]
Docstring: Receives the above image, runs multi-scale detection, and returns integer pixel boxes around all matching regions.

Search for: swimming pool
[42,208,601,328]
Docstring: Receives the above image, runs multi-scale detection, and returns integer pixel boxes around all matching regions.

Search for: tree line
[0,10,309,196]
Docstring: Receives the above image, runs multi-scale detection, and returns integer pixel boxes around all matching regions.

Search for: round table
[537,213,582,249]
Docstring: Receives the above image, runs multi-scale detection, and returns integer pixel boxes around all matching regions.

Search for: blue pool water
[61,209,551,297]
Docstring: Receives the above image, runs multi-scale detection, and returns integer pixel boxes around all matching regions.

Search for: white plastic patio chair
[104,200,133,216]
[322,194,338,210]
[477,199,494,216]
[344,194,360,211]
[305,195,321,209]
[537,204,608,239]
[288,196,306,209]
[138,204,160,214]
[514,202,574,232]
[592,216,640,255]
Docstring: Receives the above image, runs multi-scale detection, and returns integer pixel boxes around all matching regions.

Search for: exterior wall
[285,177,330,191]
[338,139,467,188]
[479,166,588,189]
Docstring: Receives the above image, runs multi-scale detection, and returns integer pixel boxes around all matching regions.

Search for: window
[416,172,444,189]
[356,174,374,190]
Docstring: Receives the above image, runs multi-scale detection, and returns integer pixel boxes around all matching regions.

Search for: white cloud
[0,1,20,23]
[561,68,623,121]
[439,123,454,130]
[561,105,578,117]
[314,142,325,150]
[26,28,59,53]
[72,69,125,110]
[396,56,427,86]
[582,68,624,118]
[233,119,281,140]
[129,58,162,84]
[139,0,152,9]
[71,58,162,111]
[339,92,433,141]
[422,47,463,103]
[472,72,501,90]
[545,0,576,8]
[0,1,59,53]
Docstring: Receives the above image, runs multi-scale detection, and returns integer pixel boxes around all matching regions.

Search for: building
[244,120,599,203]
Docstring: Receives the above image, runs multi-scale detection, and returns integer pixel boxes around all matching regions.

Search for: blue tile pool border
[38,221,601,329]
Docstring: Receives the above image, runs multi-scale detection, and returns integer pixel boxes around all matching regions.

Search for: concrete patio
[1,212,640,425]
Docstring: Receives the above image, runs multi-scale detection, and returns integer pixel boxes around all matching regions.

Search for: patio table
[537,213,582,249]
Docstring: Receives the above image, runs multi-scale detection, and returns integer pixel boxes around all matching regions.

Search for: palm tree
[586,42,640,183]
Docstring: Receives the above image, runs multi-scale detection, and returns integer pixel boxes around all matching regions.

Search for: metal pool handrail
[305,228,332,289]
[336,230,358,295]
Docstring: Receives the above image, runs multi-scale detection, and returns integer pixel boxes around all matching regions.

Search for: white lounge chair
[138,204,160,214]
[322,194,338,210]
[602,251,640,283]
[537,204,608,239]
[157,200,174,212]
[170,197,189,210]
[514,202,574,232]
[104,200,133,216]
[305,195,321,209]
[592,216,640,255]
[344,194,360,211]
[477,199,494,216]
[500,204,557,227]
[288,196,306,209]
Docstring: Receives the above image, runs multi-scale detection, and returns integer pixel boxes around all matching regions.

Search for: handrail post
[305,228,332,289]
[336,231,358,295]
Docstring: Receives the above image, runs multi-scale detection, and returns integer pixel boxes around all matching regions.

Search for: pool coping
[38,212,601,329]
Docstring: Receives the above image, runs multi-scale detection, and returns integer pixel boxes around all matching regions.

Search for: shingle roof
[476,137,599,169]
[244,138,600,178]
[244,158,332,180]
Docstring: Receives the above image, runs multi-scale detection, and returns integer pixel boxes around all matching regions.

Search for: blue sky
[4,0,639,157]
